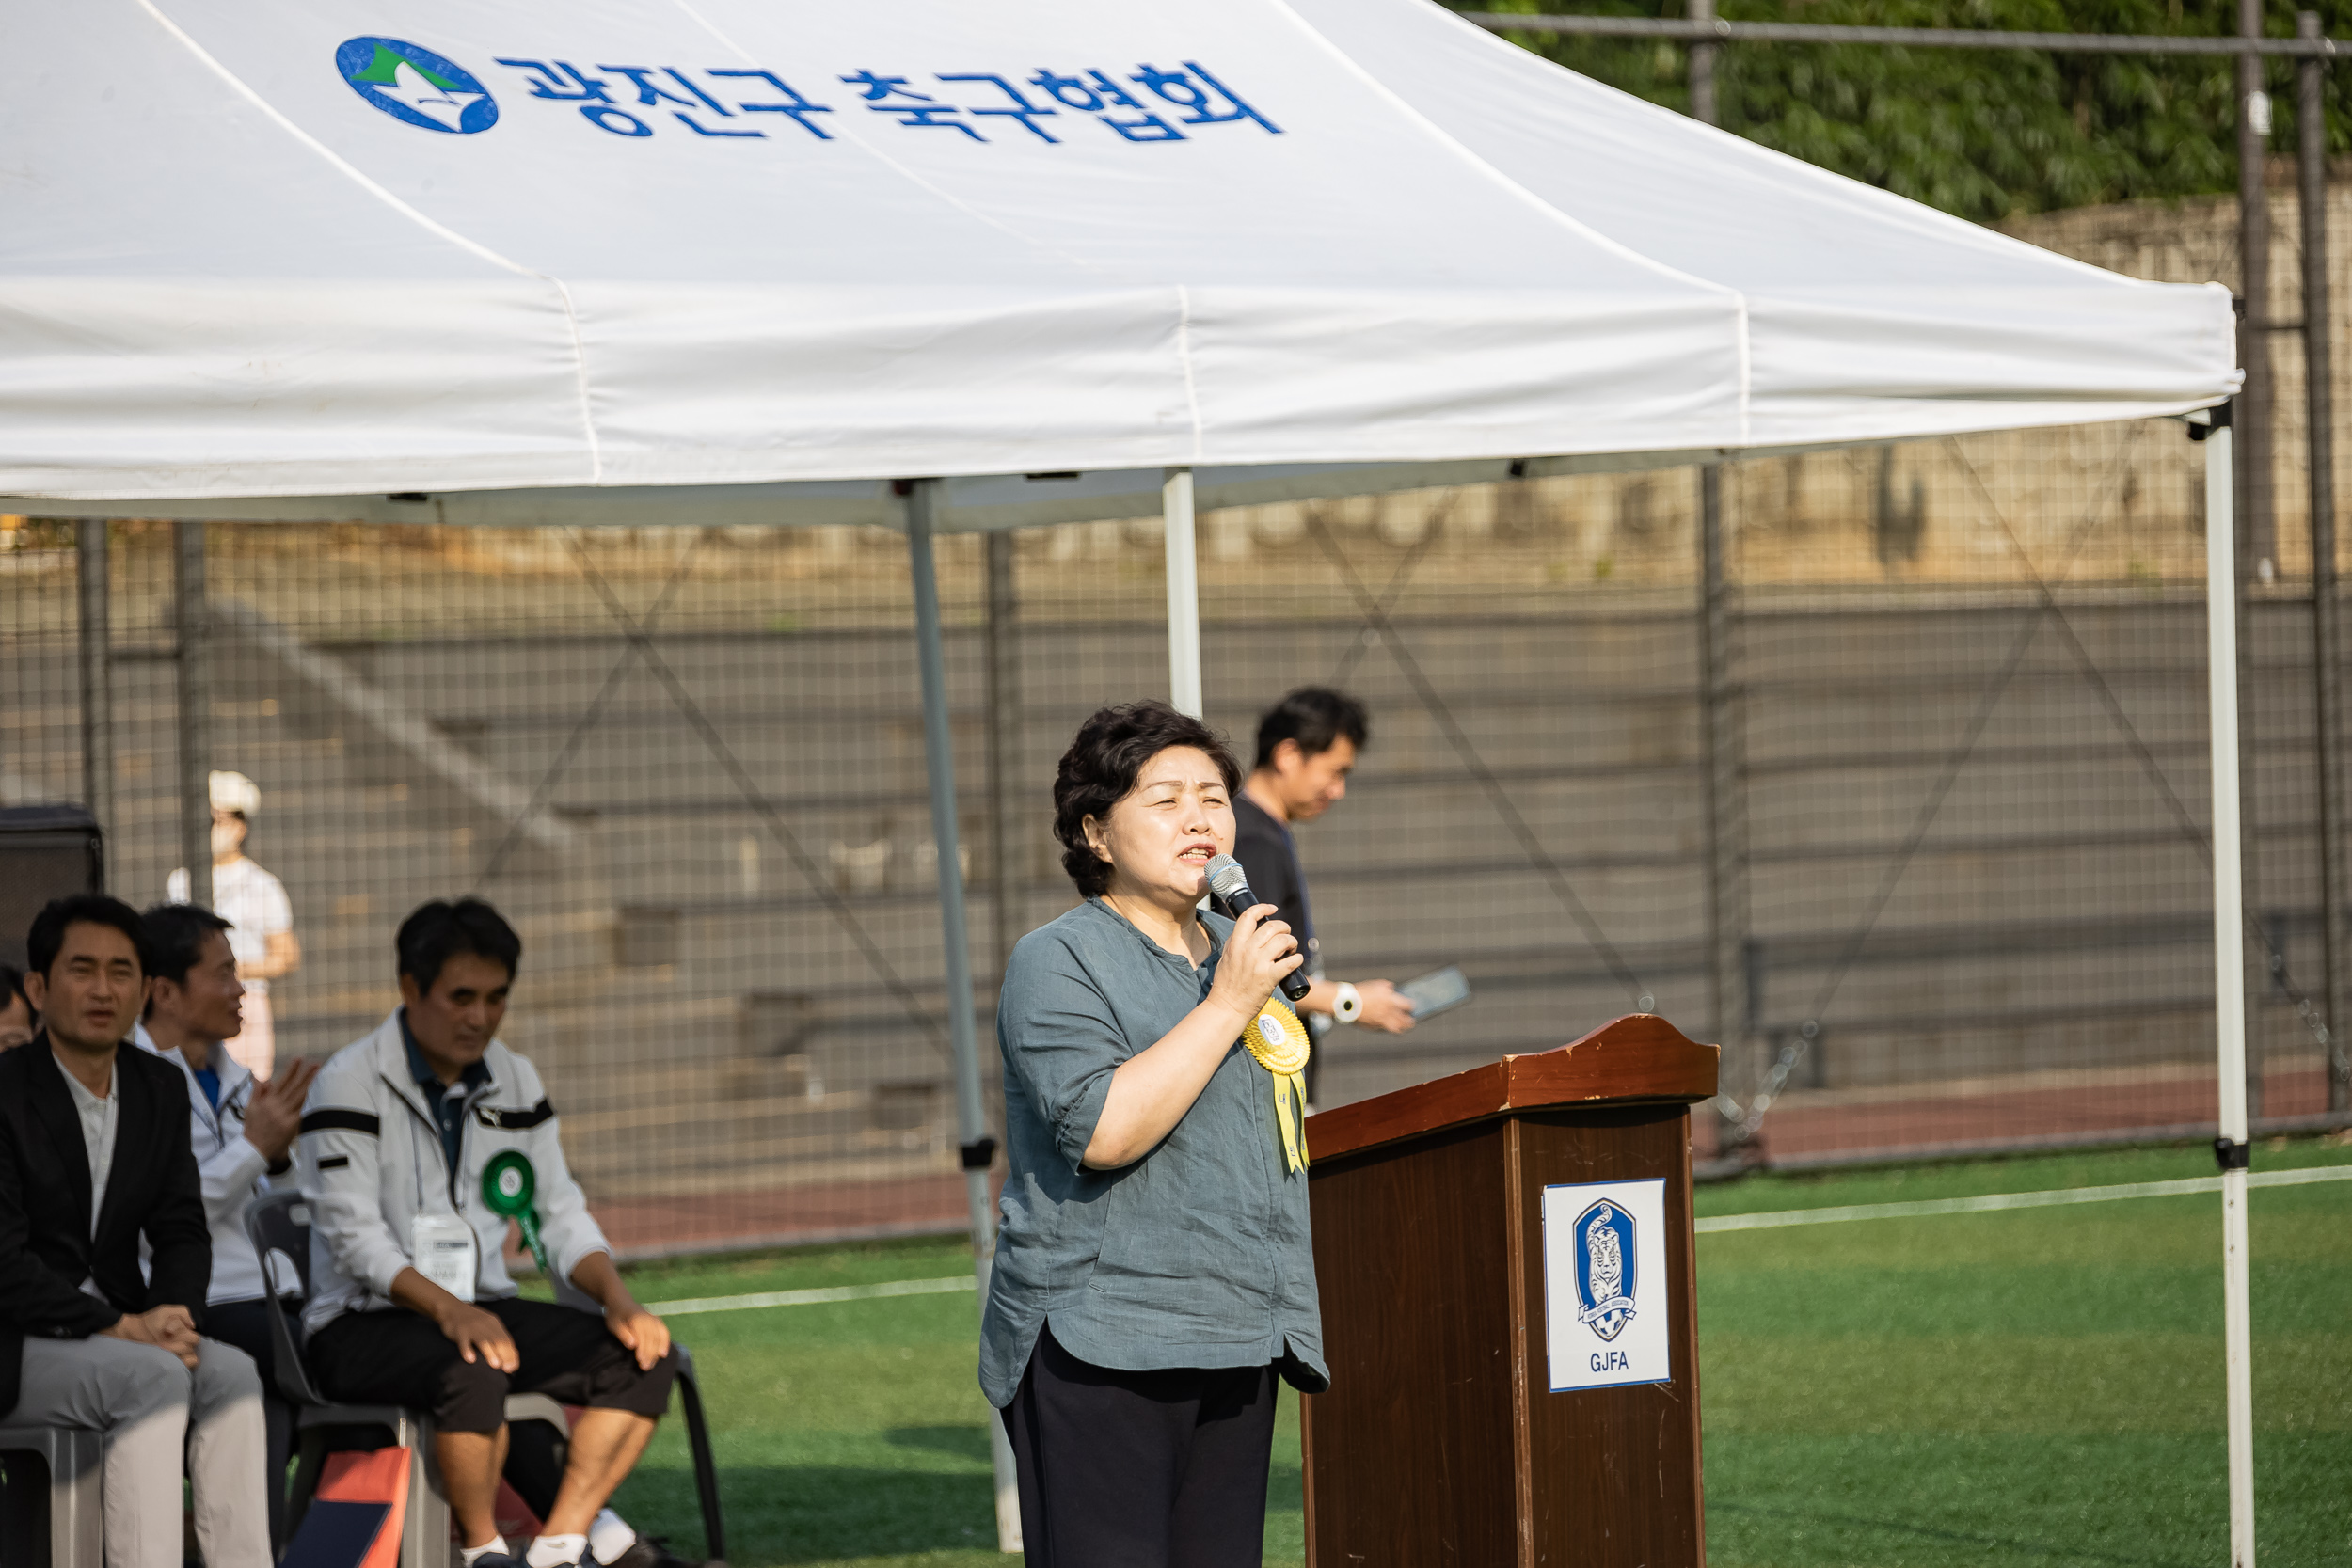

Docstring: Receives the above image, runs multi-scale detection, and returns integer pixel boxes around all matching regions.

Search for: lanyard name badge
[411,1211,479,1302]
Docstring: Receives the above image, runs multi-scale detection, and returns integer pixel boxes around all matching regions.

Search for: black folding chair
[544,1268,726,1565]
[246,1190,568,1568]
[247,1190,726,1566]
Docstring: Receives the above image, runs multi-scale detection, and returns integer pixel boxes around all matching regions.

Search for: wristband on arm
[1333,982,1363,1024]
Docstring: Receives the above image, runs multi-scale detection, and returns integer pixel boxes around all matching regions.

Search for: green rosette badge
[482,1149,552,1279]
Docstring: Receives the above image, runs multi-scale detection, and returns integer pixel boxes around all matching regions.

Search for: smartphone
[1397,964,1471,1021]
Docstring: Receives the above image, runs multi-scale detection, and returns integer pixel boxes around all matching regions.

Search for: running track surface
[561,1062,2342,1261]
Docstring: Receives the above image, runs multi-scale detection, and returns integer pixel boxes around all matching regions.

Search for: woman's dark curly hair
[1053,702,1241,897]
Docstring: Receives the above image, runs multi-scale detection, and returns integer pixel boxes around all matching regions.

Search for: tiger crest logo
[1572,1198,1637,1342]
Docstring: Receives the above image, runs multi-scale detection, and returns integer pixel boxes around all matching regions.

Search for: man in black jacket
[1232,689,1417,1108]
[3,895,271,1568]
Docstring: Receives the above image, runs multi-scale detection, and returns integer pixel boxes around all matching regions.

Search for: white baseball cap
[209,770,262,816]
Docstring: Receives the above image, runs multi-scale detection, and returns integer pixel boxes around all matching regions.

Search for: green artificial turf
[591,1137,2352,1567]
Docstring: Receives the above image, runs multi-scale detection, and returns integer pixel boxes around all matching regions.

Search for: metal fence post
[2238,0,2276,579]
[1697,466,1749,1074]
[2236,4,2274,1116]
[2297,10,2349,1108]
[76,520,113,858]
[176,521,213,911]
[984,530,1022,977]
[1687,8,1752,1118]
[903,483,1022,1553]
[1689,0,1719,124]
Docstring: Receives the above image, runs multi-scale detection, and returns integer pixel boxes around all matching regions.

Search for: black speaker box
[0,805,105,972]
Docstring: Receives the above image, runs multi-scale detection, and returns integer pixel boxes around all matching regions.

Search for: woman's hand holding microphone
[1208,905,1305,1026]
[1084,904,1303,1170]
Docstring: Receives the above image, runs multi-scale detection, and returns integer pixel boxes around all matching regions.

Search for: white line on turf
[632,1166,2352,1314]
[650,1275,974,1317]
[1694,1162,2352,1234]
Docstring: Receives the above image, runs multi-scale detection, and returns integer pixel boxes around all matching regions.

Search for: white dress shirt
[55,1048,118,1297]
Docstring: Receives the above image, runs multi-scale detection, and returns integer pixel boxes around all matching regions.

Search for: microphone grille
[1205,854,1250,901]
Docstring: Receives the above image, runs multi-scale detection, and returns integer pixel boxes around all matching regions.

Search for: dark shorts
[308,1297,677,1436]
[1000,1323,1278,1568]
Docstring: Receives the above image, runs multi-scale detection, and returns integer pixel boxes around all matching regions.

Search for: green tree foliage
[1457,0,2350,219]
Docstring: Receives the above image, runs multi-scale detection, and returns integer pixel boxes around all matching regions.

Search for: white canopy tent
[5,0,2235,499]
[5,0,2253,1555]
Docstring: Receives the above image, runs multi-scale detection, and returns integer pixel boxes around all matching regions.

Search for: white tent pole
[1164,467,1204,718]
[2203,414,2257,1568]
[902,481,1024,1554]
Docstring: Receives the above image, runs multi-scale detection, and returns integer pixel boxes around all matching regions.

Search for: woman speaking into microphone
[981,701,1327,1566]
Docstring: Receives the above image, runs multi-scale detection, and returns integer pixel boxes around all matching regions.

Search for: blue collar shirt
[401,1011,490,1182]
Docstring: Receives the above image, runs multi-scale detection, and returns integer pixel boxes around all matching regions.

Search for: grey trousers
[14,1335,272,1568]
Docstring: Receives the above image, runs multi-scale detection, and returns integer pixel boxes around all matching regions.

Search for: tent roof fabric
[2,0,2237,502]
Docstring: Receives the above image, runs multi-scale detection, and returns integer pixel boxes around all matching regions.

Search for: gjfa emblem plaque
[1541,1177,1671,1391]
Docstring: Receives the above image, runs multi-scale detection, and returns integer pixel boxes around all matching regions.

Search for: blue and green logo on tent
[337,38,498,134]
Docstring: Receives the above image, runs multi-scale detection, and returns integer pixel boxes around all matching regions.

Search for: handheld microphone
[1206,853,1314,1004]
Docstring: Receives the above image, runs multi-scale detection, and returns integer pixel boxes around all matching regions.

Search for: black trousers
[203,1297,298,1553]
[1000,1323,1279,1568]
[309,1297,677,1437]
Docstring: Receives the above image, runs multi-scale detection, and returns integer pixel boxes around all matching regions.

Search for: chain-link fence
[4,187,2348,1254]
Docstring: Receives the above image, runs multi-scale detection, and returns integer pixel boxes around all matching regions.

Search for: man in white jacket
[299,899,683,1568]
[136,902,319,1552]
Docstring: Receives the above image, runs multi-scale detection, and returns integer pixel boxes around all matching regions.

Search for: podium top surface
[1304,1015,1719,1164]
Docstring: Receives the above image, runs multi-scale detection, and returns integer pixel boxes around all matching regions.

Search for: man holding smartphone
[1233,688,1417,1108]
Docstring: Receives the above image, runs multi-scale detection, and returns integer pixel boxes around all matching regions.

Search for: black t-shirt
[1232,793,1318,975]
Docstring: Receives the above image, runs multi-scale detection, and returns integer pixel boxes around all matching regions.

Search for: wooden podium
[1299,1015,1719,1567]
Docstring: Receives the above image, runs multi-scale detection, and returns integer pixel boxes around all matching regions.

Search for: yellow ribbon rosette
[1241,998,1311,1173]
